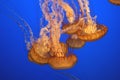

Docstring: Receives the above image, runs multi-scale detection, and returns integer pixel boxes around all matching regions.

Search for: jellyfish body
[109,0,120,5]
[28,45,49,64]
[67,37,85,48]
[48,54,77,69]
[77,24,108,41]
[28,39,50,64]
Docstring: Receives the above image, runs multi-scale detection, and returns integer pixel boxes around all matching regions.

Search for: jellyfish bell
[48,54,77,69]
[77,24,108,41]
[28,39,50,64]
[109,0,120,5]
[28,47,49,64]
[67,34,85,48]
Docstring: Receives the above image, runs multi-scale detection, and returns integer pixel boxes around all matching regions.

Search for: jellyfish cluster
[27,0,108,69]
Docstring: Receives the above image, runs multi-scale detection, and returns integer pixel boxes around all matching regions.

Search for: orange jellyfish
[109,0,120,5]
[27,0,77,69]
[28,38,50,64]
[66,34,85,48]
[62,0,108,42]
[76,0,108,41]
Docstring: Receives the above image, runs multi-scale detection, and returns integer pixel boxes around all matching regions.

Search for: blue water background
[0,0,120,80]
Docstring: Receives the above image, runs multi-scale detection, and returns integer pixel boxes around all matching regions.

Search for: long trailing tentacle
[0,2,34,50]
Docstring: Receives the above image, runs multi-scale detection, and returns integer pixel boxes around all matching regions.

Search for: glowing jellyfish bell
[48,54,77,69]
[28,37,50,64]
[66,34,85,48]
[78,24,108,41]
[109,0,120,5]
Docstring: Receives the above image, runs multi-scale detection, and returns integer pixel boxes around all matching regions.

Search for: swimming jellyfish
[28,0,77,69]
[62,0,108,42]
[66,34,85,48]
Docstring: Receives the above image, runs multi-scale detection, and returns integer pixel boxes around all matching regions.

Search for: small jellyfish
[109,0,120,5]
[67,34,85,48]
[62,0,108,42]
[76,0,108,41]
[48,54,77,69]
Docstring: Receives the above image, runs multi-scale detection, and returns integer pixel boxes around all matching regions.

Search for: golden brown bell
[28,42,50,64]
[67,37,85,48]
[77,24,108,41]
[48,54,77,69]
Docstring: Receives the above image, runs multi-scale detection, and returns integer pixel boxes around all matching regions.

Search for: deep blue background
[0,0,120,80]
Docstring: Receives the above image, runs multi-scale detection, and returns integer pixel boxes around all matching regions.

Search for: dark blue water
[0,0,120,80]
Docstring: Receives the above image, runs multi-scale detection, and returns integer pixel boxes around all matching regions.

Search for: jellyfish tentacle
[77,0,84,17]
[58,0,75,23]
[0,3,34,50]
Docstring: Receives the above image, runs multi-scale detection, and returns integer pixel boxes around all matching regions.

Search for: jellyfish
[66,34,85,48]
[27,0,78,69]
[62,0,108,42]
[28,37,51,64]
[28,43,50,64]
[109,0,120,5]
[76,0,108,41]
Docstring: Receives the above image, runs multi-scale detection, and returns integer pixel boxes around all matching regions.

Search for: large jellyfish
[28,0,77,69]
